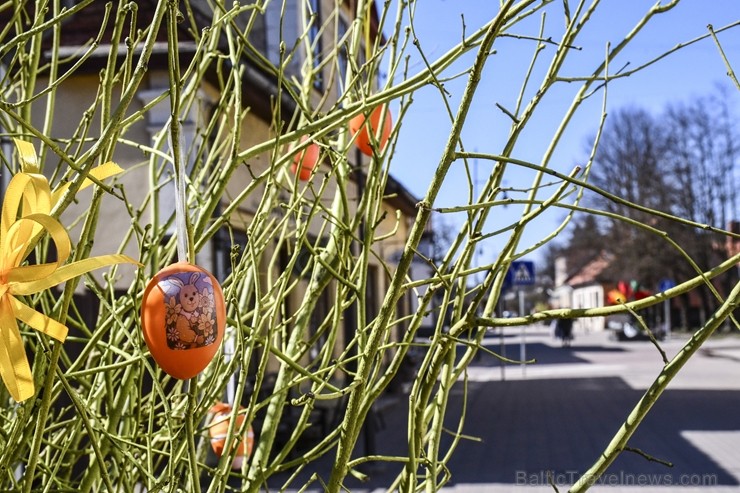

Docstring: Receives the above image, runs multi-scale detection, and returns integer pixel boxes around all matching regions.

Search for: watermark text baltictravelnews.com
[516,470,719,487]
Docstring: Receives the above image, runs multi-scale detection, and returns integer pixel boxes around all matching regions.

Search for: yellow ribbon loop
[12,139,40,174]
[0,140,140,402]
[50,161,124,206]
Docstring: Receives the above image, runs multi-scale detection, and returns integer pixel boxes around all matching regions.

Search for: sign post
[518,289,526,377]
[506,261,535,378]
[658,279,676,339]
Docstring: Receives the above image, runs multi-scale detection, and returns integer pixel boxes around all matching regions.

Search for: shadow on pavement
[465,342,625,367]
[701,345,740,364]
[260,376,739,491]
[436,377,739,487]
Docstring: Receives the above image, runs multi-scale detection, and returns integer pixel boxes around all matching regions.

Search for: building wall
[31,73,153,288]
[572,284,605,331]
[550,284,572,311]
[20,0,415,380]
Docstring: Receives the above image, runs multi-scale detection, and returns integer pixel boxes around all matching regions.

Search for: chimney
[555,257,568,288]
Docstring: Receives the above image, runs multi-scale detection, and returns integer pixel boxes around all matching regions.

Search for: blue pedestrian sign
[658,278,676,292]
[507,260,535,286]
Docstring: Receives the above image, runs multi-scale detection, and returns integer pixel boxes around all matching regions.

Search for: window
[336,15,349,97]
[307,0,323,90]
[0,66,11,196]
[0,137,11,201]
[308,285,332,365]
[279,235,333,367]
[243,5,268,55]
[213,227,249,283]
[366,264,380,323]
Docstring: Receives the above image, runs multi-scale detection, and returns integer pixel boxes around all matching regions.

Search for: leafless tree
[578,92,739,327]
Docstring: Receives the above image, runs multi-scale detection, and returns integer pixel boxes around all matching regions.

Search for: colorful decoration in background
[141,262,225,379]
[606,289,626,304]
[290,136,320,181]
[0,139,140,402]
[607,280,652,305]
[208,402,254,470]
[349,104,392,156]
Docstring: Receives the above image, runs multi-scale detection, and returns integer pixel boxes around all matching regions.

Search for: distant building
[552,253,615,331]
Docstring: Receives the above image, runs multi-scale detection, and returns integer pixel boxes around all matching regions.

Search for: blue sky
[383,0,739,268]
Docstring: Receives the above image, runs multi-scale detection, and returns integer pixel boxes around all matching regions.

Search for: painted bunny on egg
[164,272,212,349]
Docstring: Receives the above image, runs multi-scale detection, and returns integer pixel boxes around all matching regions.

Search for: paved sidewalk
[269,326,740,492]
[438,326,740,492]
[437,327,740,492]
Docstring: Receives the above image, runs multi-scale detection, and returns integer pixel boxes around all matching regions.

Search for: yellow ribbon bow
[0,139,139,402]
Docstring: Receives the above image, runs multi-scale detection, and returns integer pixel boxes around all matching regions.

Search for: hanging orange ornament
[290,135,320,181]
[208,402,254,469]
[141,262,225,379]
[349,104,392,156]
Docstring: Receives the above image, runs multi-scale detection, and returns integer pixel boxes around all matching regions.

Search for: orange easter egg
[208,402,254,469]
[349,104,392,156]
[141,262,225,379]
[290,136,320,181]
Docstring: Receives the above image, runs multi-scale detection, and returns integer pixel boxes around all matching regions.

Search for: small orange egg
[141,262,225,379]
[290,136,320,181]
[349,104,392,156]
[208,402,254,469]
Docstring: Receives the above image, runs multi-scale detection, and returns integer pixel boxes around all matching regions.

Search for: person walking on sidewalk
[554,318,574,347]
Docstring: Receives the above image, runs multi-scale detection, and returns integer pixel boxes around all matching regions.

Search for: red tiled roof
[566,254,611,287]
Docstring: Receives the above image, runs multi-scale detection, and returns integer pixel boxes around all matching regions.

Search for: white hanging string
[224,331,235,405]
[168,125,189,264]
